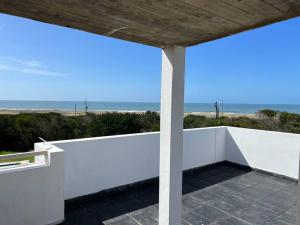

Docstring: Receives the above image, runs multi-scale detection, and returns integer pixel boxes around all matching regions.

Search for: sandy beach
[0,109,256,118]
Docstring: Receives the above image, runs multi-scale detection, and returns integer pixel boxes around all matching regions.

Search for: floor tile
[262,190,296,210]
[239,183,281,201]
[213,217,251,225]
[104,215,139,225]
[182,195,203,213]
[191,190,220,203]
[233,202,282,225]
[189,205,229,224]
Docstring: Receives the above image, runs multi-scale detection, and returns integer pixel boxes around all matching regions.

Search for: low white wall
[39,126,300,201]
[51,127,226,200]
[226,127,300,179]
[0,146,64,225]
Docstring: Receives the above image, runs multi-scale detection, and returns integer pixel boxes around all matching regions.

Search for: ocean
[0,100,300,114]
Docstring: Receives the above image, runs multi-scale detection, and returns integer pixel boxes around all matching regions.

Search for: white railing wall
[51,127,227,200]
[0,146,64,225]
[226,127,300,179]
[48,126,300,200]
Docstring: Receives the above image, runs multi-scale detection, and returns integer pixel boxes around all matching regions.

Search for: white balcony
[0,126,299,225]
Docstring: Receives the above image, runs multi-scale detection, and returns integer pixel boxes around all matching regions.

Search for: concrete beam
[0,1,299,47]
[159,46,185,225]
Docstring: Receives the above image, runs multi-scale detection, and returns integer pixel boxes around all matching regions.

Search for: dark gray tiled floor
[61,162,297,225]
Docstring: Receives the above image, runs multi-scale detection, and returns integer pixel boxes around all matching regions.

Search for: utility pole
[214,101,219,119]
[74,104,77,116]
[84,99,88,115]
[221,100,224,117]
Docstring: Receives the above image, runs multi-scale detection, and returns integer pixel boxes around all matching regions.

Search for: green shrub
[279,111,300,124]
[1,110,300,152]
[259,109,278,119]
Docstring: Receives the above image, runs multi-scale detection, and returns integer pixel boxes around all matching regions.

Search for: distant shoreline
[1,100,300,114]
[0,109,256,118]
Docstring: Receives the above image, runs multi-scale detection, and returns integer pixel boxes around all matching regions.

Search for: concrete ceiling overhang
[0,0,299,47]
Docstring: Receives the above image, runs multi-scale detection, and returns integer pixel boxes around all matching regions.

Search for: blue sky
[0,13,299,104]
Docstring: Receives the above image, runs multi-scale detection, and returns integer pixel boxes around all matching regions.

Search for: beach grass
[0,151,34,164]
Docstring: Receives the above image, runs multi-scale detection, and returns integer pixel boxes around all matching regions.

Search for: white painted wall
[0,146,64,225]
[51,127,226,200]
[183,127,225,170]
[51,126,300,200]
[226,127,300,179]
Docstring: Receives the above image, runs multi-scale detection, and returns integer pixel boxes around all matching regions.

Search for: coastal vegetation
[0,109,299,152]
[0,151,34,164]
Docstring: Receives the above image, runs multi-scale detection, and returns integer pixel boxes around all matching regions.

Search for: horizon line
[0,99,300,106]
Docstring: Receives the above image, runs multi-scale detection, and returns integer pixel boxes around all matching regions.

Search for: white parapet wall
[0,145,64,225]
[51,127,227,200]
[33,126,300,201]
[226,127,300,179]
[1,126,300,225]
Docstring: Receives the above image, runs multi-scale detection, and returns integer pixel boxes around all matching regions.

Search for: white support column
[159,46,186,225]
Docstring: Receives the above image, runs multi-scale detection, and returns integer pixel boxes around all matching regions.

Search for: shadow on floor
[61,162,296,225]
